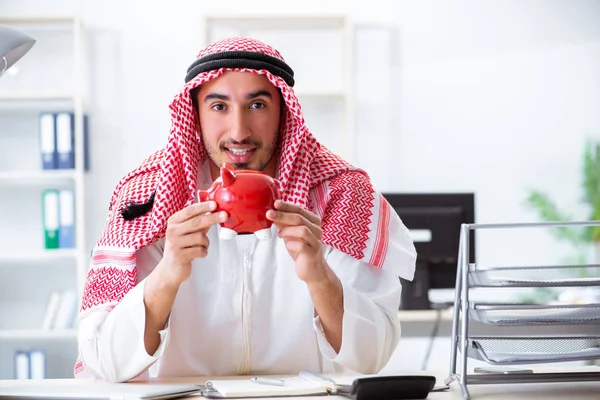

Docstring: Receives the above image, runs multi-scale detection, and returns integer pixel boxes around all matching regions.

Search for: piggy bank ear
[222,162,235,171]
[198,190,209,202]
[221,167,236,188]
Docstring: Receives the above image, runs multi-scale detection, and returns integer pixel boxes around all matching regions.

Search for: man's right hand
[158,200,228,287]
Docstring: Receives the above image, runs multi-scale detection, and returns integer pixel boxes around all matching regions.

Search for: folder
[41,291,63,329]
[39,113,57,170]
[56,112,75,169]
[53,290,77,329]
[42,189,60,249]
[58,189,75,248]
[14,351,30,380]
[56,112,90,170]
[29,350,46,379]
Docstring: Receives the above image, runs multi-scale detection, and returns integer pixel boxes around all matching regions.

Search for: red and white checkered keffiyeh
[74,37,415,377]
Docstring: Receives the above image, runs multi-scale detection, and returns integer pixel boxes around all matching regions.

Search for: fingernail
[274,200,282,207]
[219,212,228,221]
[267,210,276,219]
[209,201,217,210]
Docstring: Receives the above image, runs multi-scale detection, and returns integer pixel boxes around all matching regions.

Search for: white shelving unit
[0,16,87,379]
[0,329,78,340]
[0,249,79,263]
[202,14,356,163]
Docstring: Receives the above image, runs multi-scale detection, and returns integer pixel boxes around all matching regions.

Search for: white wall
[2,0,600,374]
[4,0,598,265]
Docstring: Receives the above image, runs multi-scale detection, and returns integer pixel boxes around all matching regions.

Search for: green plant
[525,139,600,270]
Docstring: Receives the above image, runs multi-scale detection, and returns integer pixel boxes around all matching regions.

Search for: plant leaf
[525,190,587,244]
[582,140,600,241]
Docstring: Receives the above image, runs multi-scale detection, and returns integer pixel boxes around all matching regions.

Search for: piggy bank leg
[219,227,237,240]
[254,228,272,240]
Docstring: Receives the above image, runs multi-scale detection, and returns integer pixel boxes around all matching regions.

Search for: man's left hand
[266,200,329,283]
[267,199,344,352]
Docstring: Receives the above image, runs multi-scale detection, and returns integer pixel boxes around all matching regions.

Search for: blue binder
[56,112,74,169]
[58,189,75,248]
[56,112,90,170]
[39,113,57,170]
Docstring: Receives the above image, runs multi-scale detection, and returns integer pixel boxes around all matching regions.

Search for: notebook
[0,382,200,400]
[202,377,329,398]
[201,371,349,399]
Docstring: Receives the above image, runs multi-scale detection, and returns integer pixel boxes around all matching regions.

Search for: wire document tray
[446,221,600,400]
[465,336,600,364]
[469,303,600,326]
[469,265,600,287]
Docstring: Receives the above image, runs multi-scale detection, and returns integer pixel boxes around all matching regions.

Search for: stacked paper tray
[468,265,600,287]
[464,336,600,365]
[469,303,600,326]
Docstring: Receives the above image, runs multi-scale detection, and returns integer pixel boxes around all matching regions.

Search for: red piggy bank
[198,163,281,240]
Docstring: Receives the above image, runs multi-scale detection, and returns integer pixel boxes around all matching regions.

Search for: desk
[154,367,600,399]
[1,368,600,399]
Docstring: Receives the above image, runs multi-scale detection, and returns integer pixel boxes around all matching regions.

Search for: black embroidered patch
[120,191,156,221]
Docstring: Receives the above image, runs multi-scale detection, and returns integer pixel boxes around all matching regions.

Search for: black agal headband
[185,50,295,87]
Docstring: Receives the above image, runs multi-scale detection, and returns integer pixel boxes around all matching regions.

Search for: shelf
[294,90,346,98]
[0,93,75,111]
[0,249,78,264]
[205,14,347,30]
[0,16,77,25]
[0,170,79,186]
[398,308,454,322]
[0,93,74,102]
[0,329,77,340]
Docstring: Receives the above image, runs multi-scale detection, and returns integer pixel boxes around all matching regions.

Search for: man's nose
[229,108,251,141]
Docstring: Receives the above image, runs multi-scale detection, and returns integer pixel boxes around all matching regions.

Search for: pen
[249,376,285,386]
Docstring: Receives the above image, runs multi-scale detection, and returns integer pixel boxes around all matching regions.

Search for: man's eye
[250,102,265,109]
[211,103,226,111]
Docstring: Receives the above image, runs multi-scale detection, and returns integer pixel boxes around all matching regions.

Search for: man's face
[196,71,282,178]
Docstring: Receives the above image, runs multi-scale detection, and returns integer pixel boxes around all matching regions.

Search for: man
[75,37,416,382]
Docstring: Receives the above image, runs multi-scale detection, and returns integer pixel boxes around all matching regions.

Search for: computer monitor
[382,193,476,310]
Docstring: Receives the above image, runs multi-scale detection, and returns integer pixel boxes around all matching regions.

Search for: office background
[1,0,599,380]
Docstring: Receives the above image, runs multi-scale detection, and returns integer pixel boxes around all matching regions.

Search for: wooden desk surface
[1,368,600,399]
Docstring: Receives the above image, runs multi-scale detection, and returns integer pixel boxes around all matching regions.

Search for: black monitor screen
[382,193,476,310]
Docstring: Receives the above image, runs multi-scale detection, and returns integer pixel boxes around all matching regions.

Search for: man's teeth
[228,149,251,155]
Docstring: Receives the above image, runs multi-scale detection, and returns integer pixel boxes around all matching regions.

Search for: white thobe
[77,164,415,382]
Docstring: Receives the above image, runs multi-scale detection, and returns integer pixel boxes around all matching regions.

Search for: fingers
[176,231,210,249]
[278,225,321,245]
[170,209,228,236]
[168,201,218,224]
[273,200,321,226]
[179,245,208,260]
[267,209,321,240]
[282,237,302,260]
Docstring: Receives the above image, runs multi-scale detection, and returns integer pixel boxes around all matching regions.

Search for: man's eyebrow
[204,93,229,103]
[203,90,272,103]
[246,90,272,99]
